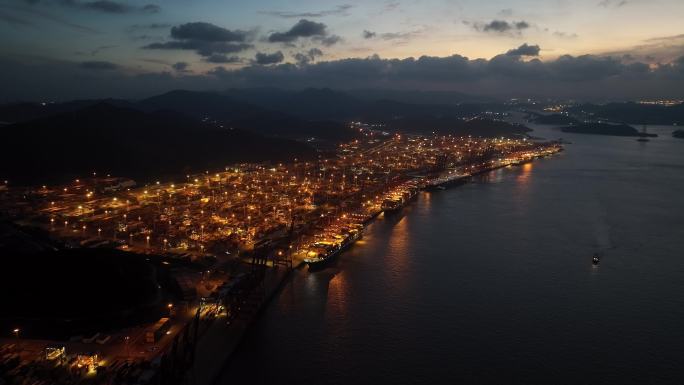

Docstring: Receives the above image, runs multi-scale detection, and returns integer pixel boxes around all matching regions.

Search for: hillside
[0,103,317,185]
[139,90,357,142]
[567,103,684,125]
[529,113,580,125]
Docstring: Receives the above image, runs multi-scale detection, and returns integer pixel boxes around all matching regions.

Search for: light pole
[124,336,130,359]
[13,328,20,349]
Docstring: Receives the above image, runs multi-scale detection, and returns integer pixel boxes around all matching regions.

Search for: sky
[1,0,683,101]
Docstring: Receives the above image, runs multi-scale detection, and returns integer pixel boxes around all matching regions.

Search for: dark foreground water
[219,125,684,385]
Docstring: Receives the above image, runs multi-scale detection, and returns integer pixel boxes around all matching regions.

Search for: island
[561,122,657,137]
[673,129,684,139]
[532,113,580,125]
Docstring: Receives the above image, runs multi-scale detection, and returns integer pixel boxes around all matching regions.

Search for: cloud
[474,20,530,35]
[315,34,342,46]
[384,1,400,11]
[553,31,579,39]
[381,31,419,41]
[601,34,684,64]
[498,8,513,17]
[363,28,426,44]
[80,60,118,70]
[199,53,684,100]
[207,66,230,78]
[125,23,170,41]
[141,4,160,13]
[127,23,171,32]
[139,58,170,65]
[643,34,684,43]
[505,43,540,57]
[24,0,161,14]
[254,51,285,65]
[268,19,328,43]
[170,22,248,42]
[0,11,31,27]
[204,54,242,64]
[144,41,252,56]
[2,52,684,102]
[1,3,97,32]
[76,44,117,56]
[259,4,352,18]
[599,0,628,7]
[81,1,130,13]
[143,22,253,58]
[171,62,190,72]
[294,48,323,65]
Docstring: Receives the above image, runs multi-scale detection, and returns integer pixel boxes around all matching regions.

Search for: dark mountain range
[222,87,505,126]
[567,102,684,125]
[138,90,266,121]
[0,103,316,185]
[139,90,357,142]
[0,88,514,143]
[346,89,495,105]
[0,90,357,144]
[223,88,366,121]
[0,98,134,124]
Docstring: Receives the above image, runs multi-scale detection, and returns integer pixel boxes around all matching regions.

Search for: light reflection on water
[221,125,684,385]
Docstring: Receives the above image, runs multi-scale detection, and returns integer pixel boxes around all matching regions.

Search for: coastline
[193,147,563,385]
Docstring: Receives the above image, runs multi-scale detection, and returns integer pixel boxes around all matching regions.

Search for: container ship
[424,171,470,191]
[381,197,403,214]
[304,225,363,268]
[381,183,419,214]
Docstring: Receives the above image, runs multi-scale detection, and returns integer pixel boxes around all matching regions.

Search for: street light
[13,328,20,348]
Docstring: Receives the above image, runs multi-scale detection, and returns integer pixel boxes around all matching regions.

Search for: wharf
[192,258,303,385]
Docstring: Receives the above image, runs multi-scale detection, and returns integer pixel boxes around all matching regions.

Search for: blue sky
[1,0,683,100]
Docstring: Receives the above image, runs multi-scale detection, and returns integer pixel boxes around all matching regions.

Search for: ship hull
[305,232,361,269]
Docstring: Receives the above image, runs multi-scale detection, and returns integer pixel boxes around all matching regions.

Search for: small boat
[592,254,600,265]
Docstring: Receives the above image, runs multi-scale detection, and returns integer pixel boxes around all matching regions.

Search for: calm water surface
[220,125,684,385]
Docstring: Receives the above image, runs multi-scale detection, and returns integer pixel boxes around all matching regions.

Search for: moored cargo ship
[304,226,363,268]
[381,183,419,214]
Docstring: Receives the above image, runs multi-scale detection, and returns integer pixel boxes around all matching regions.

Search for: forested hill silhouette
[0,102,318,185]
